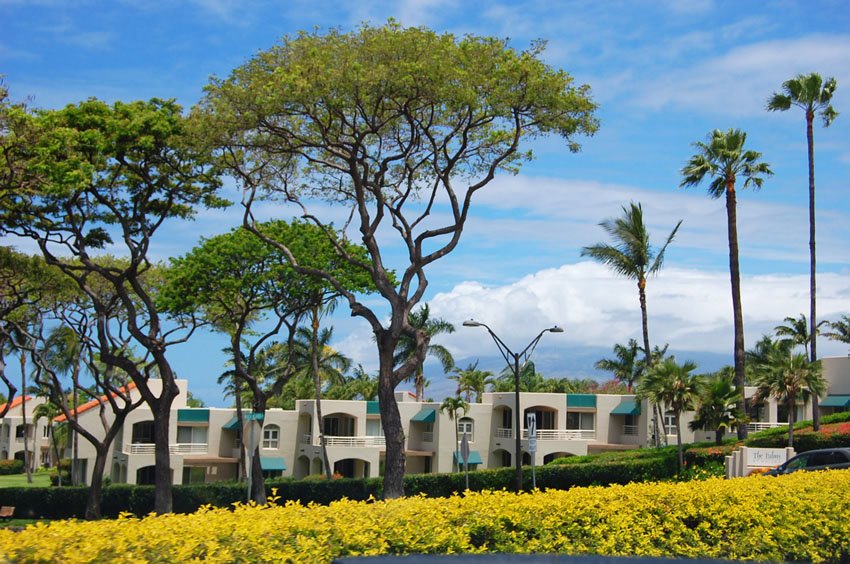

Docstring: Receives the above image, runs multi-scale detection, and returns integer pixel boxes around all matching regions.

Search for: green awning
[453,450,483,465]
[222,413,265,430]
[411,408,436,423]
[567,394,597,408]
[177,409,209,423]
[610,400,640,416]
[366,401,380,415]
[820,395,850,408]
[260,457,286,471]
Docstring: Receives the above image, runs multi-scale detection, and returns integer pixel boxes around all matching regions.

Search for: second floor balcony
[495,428,596,441]
[123,443,208,455]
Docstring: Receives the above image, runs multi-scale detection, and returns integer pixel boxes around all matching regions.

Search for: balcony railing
[527,429,595,441]
[623,425,639,436]
[123,443,208,455]
[322,435,385,447]
[747,422,788,433]
[422,431,434,443]
[495,428,513,439]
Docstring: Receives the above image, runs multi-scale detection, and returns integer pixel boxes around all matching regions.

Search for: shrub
[0,459,23,475]
[1,471,848,562]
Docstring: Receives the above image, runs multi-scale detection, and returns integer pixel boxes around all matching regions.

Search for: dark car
[763,448,850,476]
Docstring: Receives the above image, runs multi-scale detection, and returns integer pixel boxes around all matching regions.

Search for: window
[566,412,595,431]
[324,416,355,437]
[15,424,27,439]
[457,417,474,442]
[663,413,676,436]
[527,409,555,430]
[132,421,155,444]
[262,424,280,449]
[177,426,208,444]
[42,425,51,439]
[182,466,206,485]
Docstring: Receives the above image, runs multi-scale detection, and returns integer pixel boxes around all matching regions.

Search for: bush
[0,459,23,475]
[2,471,849,562]
[746,411,850,450]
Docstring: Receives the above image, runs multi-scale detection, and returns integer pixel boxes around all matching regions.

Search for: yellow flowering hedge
[1,470,848,563]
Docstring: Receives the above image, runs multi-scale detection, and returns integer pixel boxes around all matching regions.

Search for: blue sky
[3,0,850,406]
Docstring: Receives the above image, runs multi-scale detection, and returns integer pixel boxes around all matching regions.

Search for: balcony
[496,428,596,441]
[623,425,639,436]
[747,422,788,433]
[322,435,385,447]
[123,443,208,455]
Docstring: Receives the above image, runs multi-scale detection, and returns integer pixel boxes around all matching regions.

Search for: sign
[528,437,537,454]
[746,447,788,468]
[460,432,470,465]
[243,420,262,453]
[526,413,537,439]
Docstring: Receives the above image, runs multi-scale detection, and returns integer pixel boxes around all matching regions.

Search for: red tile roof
[54,382,137,422]
[0,395,33,416]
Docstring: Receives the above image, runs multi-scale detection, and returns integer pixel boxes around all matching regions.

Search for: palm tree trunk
[675,413,683,473]
[787,394,796,448]
[20,353,32,483]
[71,361,80,486]
[807,111,820,432]
[639,279,662,447]
[726,182,748,439]
[310,306,333,480]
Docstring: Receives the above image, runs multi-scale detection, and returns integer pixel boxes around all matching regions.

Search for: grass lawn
[0,472,51,488]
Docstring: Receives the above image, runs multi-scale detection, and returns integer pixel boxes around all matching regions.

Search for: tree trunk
[235,381,245,482]
[85,444,110,520]
[378,349,405,498]
[20,354,32,483]
[675,414,683,473]
[806,111,820,432]
[415,369,425,403]
[250,444,266,504]
[715,425,724,446]
[72,362,80,486]
[787,394,796,448]
[311,307,333,480]
[152,400,175,514]
[725,181,748,439]
[639,279,663,448]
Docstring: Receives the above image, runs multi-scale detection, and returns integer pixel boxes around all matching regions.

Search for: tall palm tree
[394,304,455,401]
[751,347,825,448]
[824,315,850,351]
[681,128,773,438]
[43,326,84,485]
[439,396,469,472]
[449,361,495,403]
[595,339,642,392]
[768,73,837,432]
[688,367,741,445]
[639,357,700,471]
[582,203,681,370]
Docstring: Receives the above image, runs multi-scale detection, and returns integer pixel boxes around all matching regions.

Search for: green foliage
[746,411,850,450]
[0,459,23,475]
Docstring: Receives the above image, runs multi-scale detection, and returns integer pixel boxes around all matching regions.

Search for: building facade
[2,356,849,485]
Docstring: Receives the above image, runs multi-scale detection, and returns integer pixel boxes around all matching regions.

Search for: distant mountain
[418,345,732,401]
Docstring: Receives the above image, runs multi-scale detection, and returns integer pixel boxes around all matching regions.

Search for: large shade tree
[197,23,598,497]
[0,96,224,513]
[767,73,837,431]
[161,221,371,500]
[680,129,772,439]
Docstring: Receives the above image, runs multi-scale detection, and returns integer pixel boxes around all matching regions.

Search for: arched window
[457,417,474,442]
[262,424,280,449]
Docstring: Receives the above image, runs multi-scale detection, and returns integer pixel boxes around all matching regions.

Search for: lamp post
[462,319,563,491]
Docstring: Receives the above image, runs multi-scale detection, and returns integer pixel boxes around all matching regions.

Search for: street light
[462,319,564,491]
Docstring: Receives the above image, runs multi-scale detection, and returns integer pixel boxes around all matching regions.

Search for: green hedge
[745,410,850,450]
[0,459,23,476]
[0,454,678,520]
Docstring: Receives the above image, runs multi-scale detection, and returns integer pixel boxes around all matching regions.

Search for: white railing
[495,428,513,439]
[747,422,788,432]
[523,429,595,441]
[123,443,208,455]
[623,425,638,436]
[301,434,313,445]
[322,435,385,447]
[422,431,434,443]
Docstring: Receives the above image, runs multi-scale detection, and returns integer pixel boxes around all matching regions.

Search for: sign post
[526,413,537,489]
[460,432,471,490]
[243,419,262,502]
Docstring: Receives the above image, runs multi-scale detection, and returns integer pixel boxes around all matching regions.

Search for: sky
[3,0,850,407]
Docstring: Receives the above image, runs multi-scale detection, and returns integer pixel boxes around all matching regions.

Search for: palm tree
[775,314,827,354]
[768,73,838,432]
[751,347,826,448]
[823,314,850,351]
[582,203,681,370]
[43,326,84,485]
[680,128,773,439]
[494,361,546,393]
[595,339,642,392]
[449,361,495,403]
[439,396,469,472]
[688,367,741,445]
[394,304,455,401]
[639,357,700,471]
